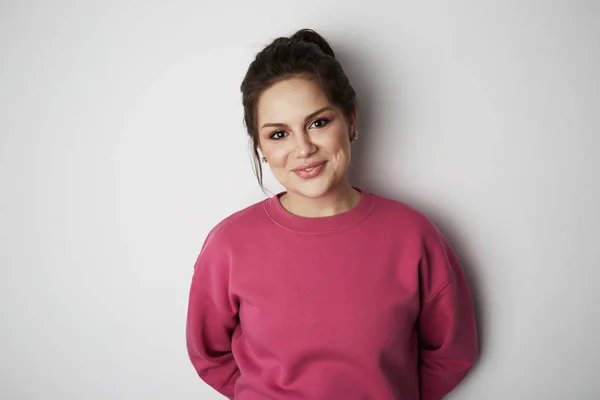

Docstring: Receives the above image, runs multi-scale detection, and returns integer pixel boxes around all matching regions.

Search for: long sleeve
[186,230,240,399]
[417,228,478,400]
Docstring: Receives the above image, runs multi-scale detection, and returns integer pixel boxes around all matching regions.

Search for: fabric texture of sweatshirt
[186,188,478,399]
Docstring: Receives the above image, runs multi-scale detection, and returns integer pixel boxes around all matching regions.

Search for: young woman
[186,29,478,400]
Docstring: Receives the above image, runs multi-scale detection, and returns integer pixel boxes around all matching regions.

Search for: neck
[280,181,360,218]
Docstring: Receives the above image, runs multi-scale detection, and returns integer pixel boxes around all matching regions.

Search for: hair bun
[290,29,335,58]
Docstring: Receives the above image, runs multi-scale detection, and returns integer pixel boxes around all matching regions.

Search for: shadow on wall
[335,34,486,368]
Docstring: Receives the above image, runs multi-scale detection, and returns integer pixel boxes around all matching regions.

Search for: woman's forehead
[257,78,333,124]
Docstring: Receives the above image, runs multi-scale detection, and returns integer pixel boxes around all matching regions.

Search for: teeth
[304,167,315,171]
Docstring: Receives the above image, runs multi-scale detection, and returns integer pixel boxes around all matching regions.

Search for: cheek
[326,132,351,159]
[263,144,289,168]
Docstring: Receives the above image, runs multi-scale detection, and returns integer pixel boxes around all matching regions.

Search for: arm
[418,229,478,400]
[186,230,240,399]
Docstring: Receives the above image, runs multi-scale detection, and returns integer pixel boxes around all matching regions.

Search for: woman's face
[256,77,355,199]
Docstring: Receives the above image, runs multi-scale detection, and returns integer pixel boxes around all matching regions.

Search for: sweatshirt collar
[264,187,375,234]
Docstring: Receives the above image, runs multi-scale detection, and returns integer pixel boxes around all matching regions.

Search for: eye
[269,130,288,140]
[309,118,330,129]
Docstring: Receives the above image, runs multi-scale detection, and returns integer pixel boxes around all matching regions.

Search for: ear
[257,146,267,164]
[348,105,358,135]
[255,137,263,155]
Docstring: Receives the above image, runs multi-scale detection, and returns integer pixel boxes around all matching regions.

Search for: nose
[294,131,317,158]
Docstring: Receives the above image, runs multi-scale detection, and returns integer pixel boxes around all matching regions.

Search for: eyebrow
[260,107,333,130]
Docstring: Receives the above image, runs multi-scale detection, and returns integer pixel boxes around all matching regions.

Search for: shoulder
[370,192,440,238]
[202,197,270,247]
[369,191,458,269]
[368,191,452,254]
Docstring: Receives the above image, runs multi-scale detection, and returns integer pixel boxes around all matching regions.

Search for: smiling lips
[293,161,327,179]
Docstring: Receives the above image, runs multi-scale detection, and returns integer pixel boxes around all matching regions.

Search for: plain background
[1,1,599,399]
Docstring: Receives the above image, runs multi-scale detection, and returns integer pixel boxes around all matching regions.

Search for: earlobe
[350,106,357,128]
[257,144,267,164]
[348,107,358,142]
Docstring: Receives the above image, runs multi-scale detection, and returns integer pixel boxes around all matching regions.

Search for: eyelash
[269,118,331,140]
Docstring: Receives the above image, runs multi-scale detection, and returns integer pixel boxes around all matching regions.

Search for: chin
[286,176,339,199]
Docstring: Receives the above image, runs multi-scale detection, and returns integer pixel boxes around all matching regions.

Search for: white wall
[1,1,599,399]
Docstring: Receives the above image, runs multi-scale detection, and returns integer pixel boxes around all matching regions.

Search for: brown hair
[240,28,357,188]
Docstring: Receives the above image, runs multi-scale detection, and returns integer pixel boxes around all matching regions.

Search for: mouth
[293,161,327,179]
[293,161,326,172]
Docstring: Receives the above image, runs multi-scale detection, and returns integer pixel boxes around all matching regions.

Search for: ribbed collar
[263,188,375,234]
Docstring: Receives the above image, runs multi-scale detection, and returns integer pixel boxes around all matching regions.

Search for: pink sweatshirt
[186,189,478,399]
